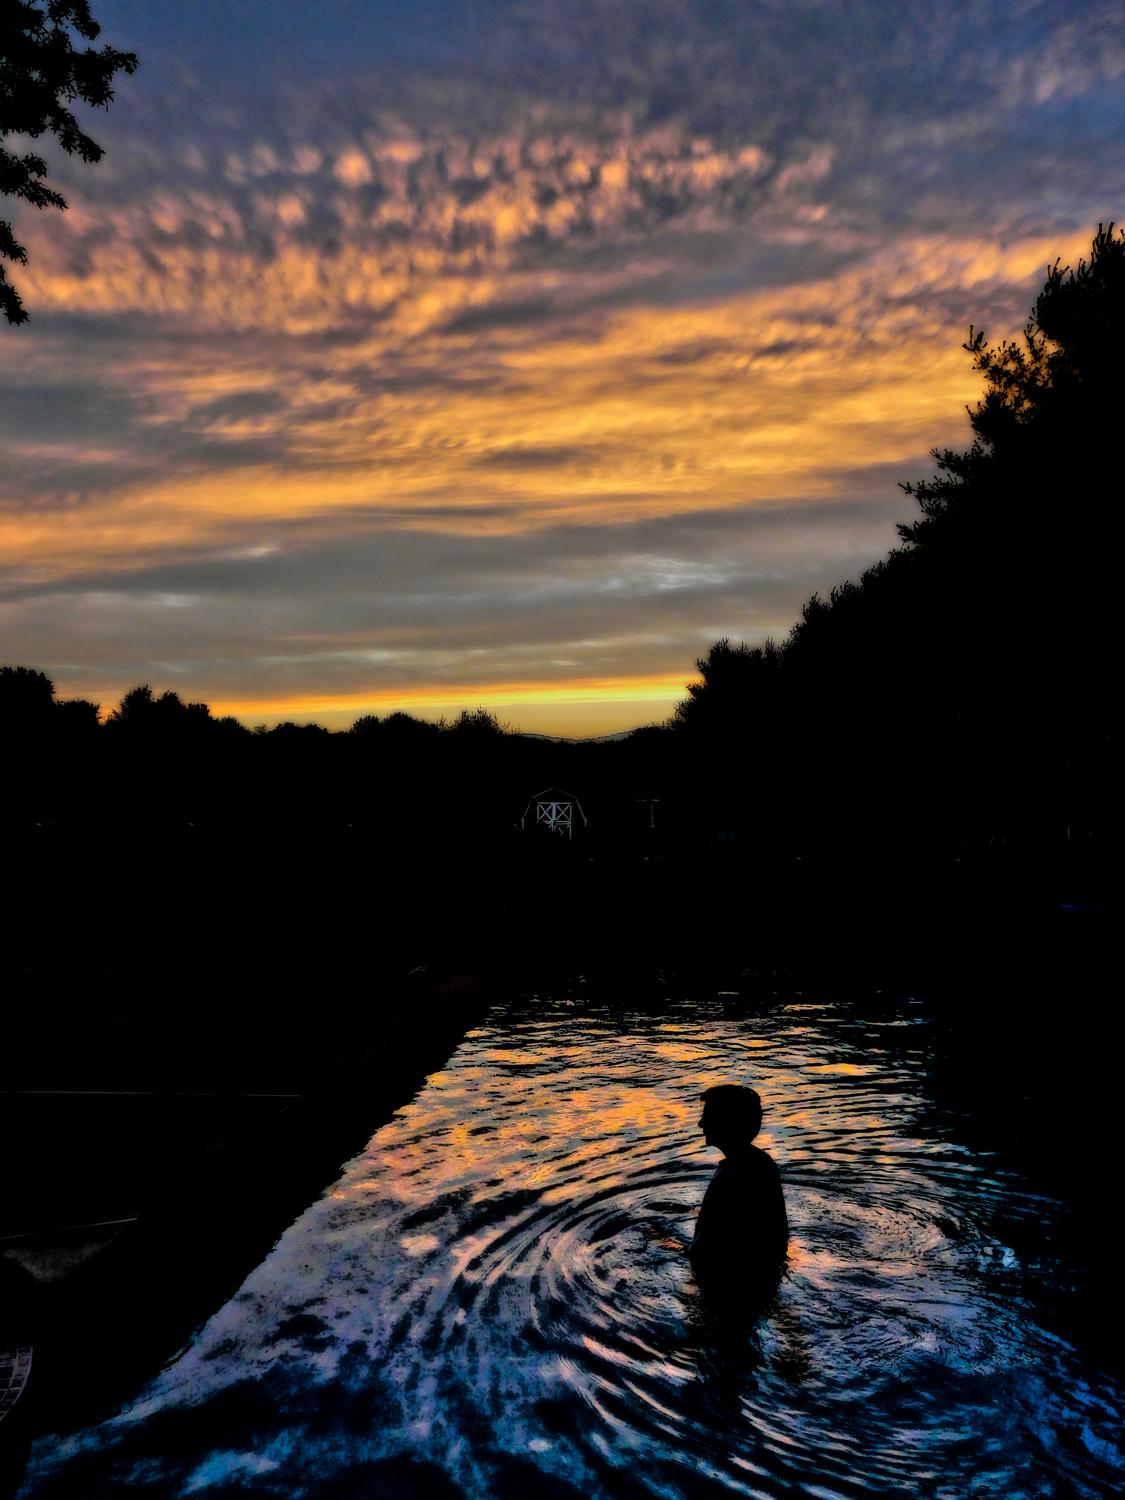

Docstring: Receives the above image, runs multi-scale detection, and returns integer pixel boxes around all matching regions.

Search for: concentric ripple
[23,998,1125,1499]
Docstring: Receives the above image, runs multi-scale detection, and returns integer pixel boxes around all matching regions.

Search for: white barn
[520,787,588,840]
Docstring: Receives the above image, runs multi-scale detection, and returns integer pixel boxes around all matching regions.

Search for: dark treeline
[1,671,672,853]
[3,228,1118,987]
[671,225,1120,898]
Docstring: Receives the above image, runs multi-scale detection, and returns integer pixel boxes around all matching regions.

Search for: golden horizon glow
[55,675,689,737]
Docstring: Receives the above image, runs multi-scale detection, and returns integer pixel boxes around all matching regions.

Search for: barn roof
[520,786,588,827]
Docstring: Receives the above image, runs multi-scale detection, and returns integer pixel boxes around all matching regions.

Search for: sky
[1,1,1122,734]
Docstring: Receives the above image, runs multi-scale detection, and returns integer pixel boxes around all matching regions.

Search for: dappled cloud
[1,0,1121,732]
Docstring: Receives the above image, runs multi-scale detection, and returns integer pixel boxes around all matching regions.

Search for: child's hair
[701,1083,763,1140]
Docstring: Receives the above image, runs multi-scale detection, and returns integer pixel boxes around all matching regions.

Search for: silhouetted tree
[265,720,330,742]
[105,685,221,747]
[673,638,782,734]
[899,222,1122,551]
[1,1,137,323]
[349,714,382,737]
[0,663,54,725]
[213,714,250,739]
[380,711,441,743]
[673,225,1120,876]
[0,666,100,738]
[447,707,507,738]
[54,695,99,734]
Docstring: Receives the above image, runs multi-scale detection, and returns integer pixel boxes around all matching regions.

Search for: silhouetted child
[690,1084,787,1293]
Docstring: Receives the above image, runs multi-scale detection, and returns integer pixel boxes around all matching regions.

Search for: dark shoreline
[3,966,491,1445]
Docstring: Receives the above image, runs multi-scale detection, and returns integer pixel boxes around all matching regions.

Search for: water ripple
[22,998,1125,1499]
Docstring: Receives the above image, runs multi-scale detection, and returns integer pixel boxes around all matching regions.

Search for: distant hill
[516,728,641,745]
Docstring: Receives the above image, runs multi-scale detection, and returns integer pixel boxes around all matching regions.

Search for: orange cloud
[2,224,1082,595]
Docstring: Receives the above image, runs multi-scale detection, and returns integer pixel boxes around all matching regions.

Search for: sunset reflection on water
[23,996,1125,1499]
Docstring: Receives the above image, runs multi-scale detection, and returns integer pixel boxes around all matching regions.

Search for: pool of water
[21,997,1124,1498]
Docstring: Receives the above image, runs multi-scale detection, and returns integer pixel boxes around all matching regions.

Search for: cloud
[0,478,921,728]
[191,389,291,424]
[1,0,1121,730]
[470,445,593,470]
[440,297,558,335]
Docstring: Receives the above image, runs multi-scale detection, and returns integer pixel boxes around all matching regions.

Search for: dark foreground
[10,986,1125,1499]
[1,840,1117,1494]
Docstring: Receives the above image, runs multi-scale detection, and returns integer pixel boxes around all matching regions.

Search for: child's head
[700,1083,763,1149]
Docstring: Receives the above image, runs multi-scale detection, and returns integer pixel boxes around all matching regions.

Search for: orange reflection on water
[807,1063,874,1076]
[328,1005,933,1300]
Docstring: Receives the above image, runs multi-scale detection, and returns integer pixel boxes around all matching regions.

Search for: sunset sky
[2,1,1122,734]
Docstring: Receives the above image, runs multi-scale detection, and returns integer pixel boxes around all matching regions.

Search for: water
[22,997,1124,1498]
